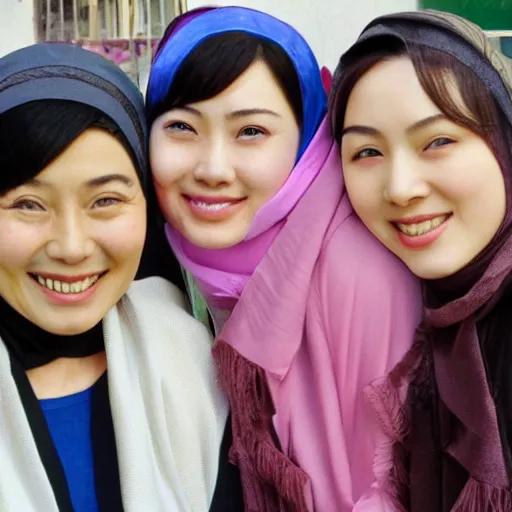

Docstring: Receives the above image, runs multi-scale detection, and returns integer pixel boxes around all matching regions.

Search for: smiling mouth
[184,195,247,215]
[190,200,235,212]
[29,271,108,294]
[393,214,451,236]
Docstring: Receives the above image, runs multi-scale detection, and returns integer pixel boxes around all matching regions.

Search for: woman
[0,42,228,512]
[330,10,512,512]
[146,7,421,511]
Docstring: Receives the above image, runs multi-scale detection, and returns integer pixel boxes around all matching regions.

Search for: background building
[419,0,512,57]
[1,0,417,73]
[187,0,417,70]
[0,0,510,89]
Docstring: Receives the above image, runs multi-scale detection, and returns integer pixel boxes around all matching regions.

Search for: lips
[184,194,246,218]
[189,200,234,212]
[29,271,107,294]
[185,194,244,204]
[391,213,452,249]
[394,214,451,237]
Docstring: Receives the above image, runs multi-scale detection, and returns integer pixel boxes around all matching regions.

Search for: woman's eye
[239,126,265,138]
[93,197,121,208]
[11,200,44,212]
[353,148,382,160]
[166,121,193,132]
[425,137,454,150]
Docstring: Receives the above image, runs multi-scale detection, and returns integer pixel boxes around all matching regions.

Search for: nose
[45,209,95,264]
[383,153,430,206]
[193,138,236,187]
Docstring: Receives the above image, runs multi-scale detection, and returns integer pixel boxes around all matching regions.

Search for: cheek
[95,208,147,264]
[150,138,196,188]
[241,141,296,195]
[341,151,380,219]
[464,169,506,231]
[440,150,506,213]
[344,171,382,220]
[0,220,45,268]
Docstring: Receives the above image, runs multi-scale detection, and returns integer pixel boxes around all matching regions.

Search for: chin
[42,317,102,336]
[184,228,248,250]
[403,260,462,281]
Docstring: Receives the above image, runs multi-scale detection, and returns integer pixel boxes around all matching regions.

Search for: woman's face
[0,128,146,335]
[150,59,301,249]
[341,56,506,279]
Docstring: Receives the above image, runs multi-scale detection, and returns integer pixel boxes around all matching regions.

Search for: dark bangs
[0,100,137,195]
[150,31,303,127]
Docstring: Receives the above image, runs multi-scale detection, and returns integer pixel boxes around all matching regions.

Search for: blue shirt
[41,387,99,512]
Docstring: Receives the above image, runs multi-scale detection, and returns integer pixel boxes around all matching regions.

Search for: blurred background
[0,0,511,91]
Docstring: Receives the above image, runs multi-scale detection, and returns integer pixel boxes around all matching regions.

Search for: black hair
[0,99,137,195]
[151,31,303,127]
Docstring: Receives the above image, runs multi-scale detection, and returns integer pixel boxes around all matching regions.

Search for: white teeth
[396,215,448,236]
[34,274,101,294]
[192,200,232,212]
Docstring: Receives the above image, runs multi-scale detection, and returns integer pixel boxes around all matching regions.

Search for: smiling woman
[150,56,301,250]
[329,10,512,512]
[146,7,422,512]
[0,43,228,512]
[0,101,146,336]
[334,43,506,279]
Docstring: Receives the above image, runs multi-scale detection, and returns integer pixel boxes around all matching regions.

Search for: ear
[321,66,333,94]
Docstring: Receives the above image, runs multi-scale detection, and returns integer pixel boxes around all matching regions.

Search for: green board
[420,0,512,30]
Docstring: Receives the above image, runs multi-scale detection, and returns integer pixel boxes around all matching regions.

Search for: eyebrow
[27,173,134,189]
[86,174,134,188]
[226,108,281,120]
[175,105,202,116]
[342,114,448,138]
[173,106,281,120]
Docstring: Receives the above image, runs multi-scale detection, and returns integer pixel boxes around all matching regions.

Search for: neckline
[0,296,104,370]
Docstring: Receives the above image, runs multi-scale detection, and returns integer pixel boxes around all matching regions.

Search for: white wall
[0,0,418,65]
[187,0,417,71]
[0,0,36,57]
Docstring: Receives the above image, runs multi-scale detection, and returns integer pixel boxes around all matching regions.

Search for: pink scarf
[166,117,330,310]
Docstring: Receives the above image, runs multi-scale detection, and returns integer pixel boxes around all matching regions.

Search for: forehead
[32,128,139,187]
[345,56,442,124]
[191,59,290,110]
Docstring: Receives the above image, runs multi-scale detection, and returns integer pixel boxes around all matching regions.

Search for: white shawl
[0,277,228,511]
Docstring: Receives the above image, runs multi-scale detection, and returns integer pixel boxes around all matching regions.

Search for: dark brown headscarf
[330,9,512,512]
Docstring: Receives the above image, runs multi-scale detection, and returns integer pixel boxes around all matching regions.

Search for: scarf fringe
[213,339,311,511]
[363,336,430,511]
[451,478,512,512]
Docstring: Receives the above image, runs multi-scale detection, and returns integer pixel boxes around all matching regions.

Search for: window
[486,31,512,59]
[34,0,186,89]
[35,0,182,41]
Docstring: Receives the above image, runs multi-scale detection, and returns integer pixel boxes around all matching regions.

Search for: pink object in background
[321,66,333,93]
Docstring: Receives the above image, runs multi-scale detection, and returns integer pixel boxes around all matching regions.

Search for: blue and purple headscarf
[145,7,331,312]
[146,6,326,159]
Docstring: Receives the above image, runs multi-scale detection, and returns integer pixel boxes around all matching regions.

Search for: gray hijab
[0,42,147,185]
